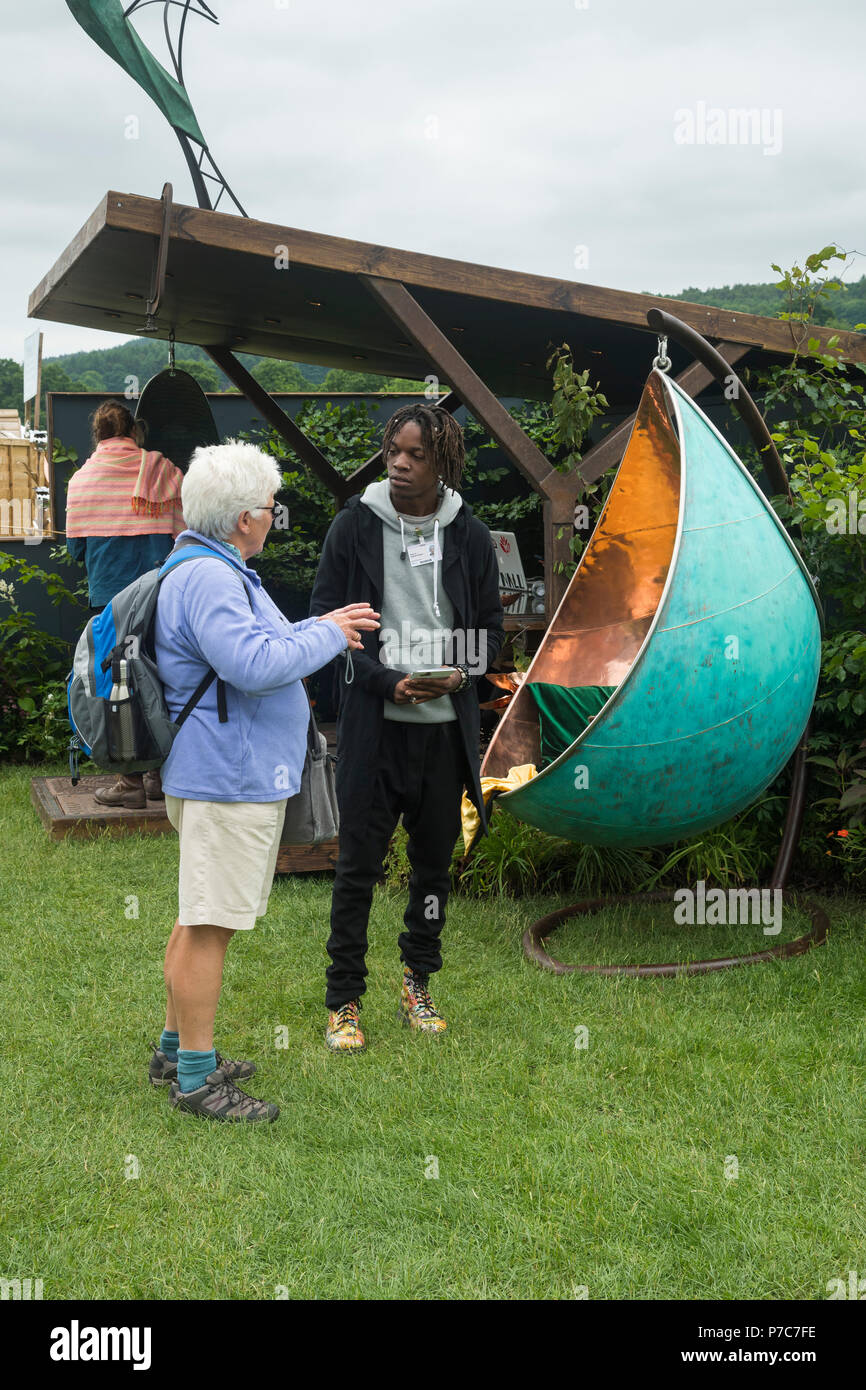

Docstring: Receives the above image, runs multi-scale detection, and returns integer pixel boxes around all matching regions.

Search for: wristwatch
[452,663,471,693]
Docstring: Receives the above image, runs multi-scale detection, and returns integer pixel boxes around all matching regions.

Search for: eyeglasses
[256,505,278,516]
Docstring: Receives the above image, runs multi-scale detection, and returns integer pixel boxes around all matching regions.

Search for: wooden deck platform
[31,773,173,841]
[30,772,340,874]
[30,726,342,874]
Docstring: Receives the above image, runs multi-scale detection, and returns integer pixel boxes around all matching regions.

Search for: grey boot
[93,773,146,809]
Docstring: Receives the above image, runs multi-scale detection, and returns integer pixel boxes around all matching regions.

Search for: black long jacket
[309,494,505,828]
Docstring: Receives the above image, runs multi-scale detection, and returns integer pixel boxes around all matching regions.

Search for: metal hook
[168,330,176,376]
[652,334,671,372]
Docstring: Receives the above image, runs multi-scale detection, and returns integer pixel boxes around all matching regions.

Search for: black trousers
[325,720,466,1010]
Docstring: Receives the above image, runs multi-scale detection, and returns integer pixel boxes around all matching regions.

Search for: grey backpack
[66,539,243,781]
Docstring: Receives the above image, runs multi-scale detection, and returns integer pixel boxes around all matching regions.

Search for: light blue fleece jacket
[154,529,346,802]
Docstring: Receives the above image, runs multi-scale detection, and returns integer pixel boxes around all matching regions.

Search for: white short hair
[181,439,282,540]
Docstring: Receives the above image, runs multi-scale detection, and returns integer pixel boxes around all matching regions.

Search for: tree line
[0,339,427,419]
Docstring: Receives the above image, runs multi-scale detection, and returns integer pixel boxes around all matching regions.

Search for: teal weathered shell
[486,370,822,847]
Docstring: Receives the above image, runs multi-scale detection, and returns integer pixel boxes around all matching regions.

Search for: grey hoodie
[360,478,463,723]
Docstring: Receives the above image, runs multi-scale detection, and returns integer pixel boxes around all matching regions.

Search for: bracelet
[452,663,471,693]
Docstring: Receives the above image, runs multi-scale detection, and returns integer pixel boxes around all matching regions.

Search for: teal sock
[159,1029,179,1062]
[177,1048,217,1093]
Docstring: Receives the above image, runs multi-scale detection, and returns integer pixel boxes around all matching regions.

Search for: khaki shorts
[164,795,288,931]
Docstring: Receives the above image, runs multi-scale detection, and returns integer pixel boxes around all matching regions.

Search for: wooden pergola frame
[30,188,866,617]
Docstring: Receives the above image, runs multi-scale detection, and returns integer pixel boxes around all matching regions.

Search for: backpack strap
[157,540,253,726]
[175,669,225,728]
[158,542,255,609]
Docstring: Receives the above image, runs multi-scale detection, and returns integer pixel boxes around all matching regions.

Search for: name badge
[407,538,442,567]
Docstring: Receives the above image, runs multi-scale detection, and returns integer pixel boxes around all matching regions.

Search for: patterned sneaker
[169,1068,279,1123]
[399,965,447,1033]
[325,1000,366,1053]
[148,1042,256,1088]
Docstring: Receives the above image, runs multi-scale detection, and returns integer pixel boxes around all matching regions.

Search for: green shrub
[642,796,784,891]
[0,548,85,762]
[742,246,866,843]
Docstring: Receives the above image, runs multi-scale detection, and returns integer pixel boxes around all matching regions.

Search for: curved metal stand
[645,307,792,501]
[521,692,828,974]
[523,892,829,977]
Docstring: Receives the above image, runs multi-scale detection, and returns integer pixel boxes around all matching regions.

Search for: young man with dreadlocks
[310,403,504,1052]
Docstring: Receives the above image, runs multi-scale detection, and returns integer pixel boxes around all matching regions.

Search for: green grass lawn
[1,762,864,1300]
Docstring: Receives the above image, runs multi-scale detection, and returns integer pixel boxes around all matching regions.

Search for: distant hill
[0,344,380,416]
[43,341,328,393]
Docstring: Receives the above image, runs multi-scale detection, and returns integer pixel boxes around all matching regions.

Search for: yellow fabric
[460,763,537,852]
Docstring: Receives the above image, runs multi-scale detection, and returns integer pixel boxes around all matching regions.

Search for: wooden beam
[205,345,344,497]
[27,193,110,318]
[543,498,579,618]
[577,342,751,486]
[360,275,577,616]
[360,275,569,498]
[32,191,864,366]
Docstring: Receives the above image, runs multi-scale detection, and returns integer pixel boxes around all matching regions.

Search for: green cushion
[526,683,617,768]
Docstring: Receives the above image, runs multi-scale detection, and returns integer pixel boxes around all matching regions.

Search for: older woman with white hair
[149,439,378,1123]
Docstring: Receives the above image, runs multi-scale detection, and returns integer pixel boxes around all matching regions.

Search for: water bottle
[108,658,137,761]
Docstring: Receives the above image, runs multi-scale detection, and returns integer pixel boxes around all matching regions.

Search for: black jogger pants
[325,719,467,1010]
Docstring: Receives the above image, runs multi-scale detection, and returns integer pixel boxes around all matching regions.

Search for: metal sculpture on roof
[66,1,247,214]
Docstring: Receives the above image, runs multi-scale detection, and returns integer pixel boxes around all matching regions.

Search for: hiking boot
[93,773,146,809]
[399,965,447,1034]
[325,1000,366,1053]
[148,1042,256,1088]
[169,1068,279,1123]
[142,769,164,801]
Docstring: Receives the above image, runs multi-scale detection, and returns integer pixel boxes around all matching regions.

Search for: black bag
[280,702,339,845]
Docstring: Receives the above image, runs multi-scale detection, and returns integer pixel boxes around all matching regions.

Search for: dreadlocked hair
[382,403,466,490]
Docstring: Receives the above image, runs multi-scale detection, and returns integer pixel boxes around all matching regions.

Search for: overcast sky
[3,0,864,362]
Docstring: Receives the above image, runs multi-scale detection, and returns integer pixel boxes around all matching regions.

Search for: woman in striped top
[66,399,185,808]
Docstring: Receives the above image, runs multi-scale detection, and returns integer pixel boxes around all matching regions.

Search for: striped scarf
[65,437,185,538]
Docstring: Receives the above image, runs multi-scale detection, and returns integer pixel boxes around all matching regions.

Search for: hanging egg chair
[481,310,829,975]
[134,354,219,471]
